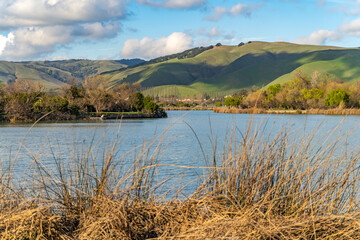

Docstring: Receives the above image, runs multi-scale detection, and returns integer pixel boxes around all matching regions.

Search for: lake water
[1,111,360,194]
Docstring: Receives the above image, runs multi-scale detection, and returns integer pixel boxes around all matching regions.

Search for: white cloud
[229,3,261,17]
[204,3,262,21]
[203,7,227,21]
[293,16,360,46]
[121,32,193,59]
[1,26,74,60]
[0,0,127,29]
[51,55,71,61]
[74,21,120,39]
[319,0,360,16]
[294,30,342,45]
[0,0,127,60]
[1,22,121,60]
[340,18,360,35]
[136,0,206,9]
[196,26,235,39]
[0,33,14,55]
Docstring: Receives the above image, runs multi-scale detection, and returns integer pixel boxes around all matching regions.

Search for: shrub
[325,88,350,107]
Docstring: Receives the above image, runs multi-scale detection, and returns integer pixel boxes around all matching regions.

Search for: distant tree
[267,84,281,96]
[83,75,113,113]
[49,96,69,113]
[324,89,350,107]
[238,42,245,46]
[129,92,144,112]
[143,96,158,113]
[215,43,222,47]
[225,96,243,107]
[0,86,5,114]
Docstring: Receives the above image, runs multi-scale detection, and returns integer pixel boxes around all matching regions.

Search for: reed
[214,106,360,115]
[1,116,360,239]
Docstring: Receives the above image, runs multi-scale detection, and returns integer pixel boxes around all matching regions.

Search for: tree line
[223,71,360,110]
[0,76,166,122]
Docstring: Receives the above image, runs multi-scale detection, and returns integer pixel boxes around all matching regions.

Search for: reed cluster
[215,106,360,115]
[1,118,360,239]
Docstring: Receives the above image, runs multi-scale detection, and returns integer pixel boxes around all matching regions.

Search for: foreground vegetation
[1,118,360,239]
[0,77,166,122]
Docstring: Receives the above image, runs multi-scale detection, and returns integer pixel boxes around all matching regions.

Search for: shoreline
[213,107,360,115]
[0,112,167,123]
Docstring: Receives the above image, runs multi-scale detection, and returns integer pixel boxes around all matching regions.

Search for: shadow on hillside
[119,48,360,89]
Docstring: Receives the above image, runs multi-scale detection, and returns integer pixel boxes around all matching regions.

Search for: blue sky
[0,0,360,61]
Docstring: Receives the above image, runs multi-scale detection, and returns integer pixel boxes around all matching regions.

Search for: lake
[1,111,360,194]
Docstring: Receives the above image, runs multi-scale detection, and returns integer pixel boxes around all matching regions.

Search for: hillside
[101,41,360,98]
[0,59,144,90]
[2,42,360,97]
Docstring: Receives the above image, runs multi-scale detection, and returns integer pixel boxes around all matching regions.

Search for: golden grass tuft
[2,116,360,239]
[214,106,360,115]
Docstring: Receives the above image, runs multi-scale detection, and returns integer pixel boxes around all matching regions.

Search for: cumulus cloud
[0,0,128,60]
[340,18,360,36]
[136,0,206,9]
[204,3,262,21]
[0,0,127,29]
[73,21,120,39]
[293,16,360,46]
[294,30,341,45]
[0,33,14,55]
[1,22,121,60]
[121,32,193,59]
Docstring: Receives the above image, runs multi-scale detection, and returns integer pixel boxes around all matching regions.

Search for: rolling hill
[101,41,360,98]
[0,59,144,90]
[2,41,360,97]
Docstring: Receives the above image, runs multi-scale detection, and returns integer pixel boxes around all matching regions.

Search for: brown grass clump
[0,206,70,239]
[214,107,267,114]
[2,116,360,239]
[214,106,360,115]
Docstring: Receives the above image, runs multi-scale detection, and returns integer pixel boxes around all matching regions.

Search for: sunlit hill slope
[102,41,360,97]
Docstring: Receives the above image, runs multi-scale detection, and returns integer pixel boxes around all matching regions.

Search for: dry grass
[214,106,360,115]
[1,117,360,239]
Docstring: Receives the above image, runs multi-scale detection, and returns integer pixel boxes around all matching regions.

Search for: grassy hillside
[2,42,360,97]
[0,59,144,89]
[103,41,360,98]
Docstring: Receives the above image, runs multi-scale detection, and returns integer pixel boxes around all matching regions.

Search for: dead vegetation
[1,117,360,239]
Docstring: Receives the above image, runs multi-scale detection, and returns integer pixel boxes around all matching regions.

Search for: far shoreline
[213,107,360,115]
[0,112,167,123]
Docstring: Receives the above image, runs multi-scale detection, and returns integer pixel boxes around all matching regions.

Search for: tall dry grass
[1,116,360,239]
[214,106,360,115]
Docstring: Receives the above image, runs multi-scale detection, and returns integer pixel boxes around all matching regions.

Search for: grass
[214,106,360,115]
[1,114,360,239]
[103,42,360,95]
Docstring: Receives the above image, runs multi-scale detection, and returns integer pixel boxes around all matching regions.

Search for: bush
[324,89,350,107]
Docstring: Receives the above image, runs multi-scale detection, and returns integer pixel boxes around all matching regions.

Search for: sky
[0,0,360,61]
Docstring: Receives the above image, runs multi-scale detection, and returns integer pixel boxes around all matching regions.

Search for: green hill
[2,42,360,97]
[102,41,360,98]
[0,59,144,90]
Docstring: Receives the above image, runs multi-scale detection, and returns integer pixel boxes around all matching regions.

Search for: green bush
[324,89,350,107]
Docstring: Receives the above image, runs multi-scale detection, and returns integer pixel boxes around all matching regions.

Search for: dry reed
[1,116,360,239]
[214,106,360,115]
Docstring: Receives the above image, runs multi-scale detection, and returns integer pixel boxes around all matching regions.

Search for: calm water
[1,111,360,193]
